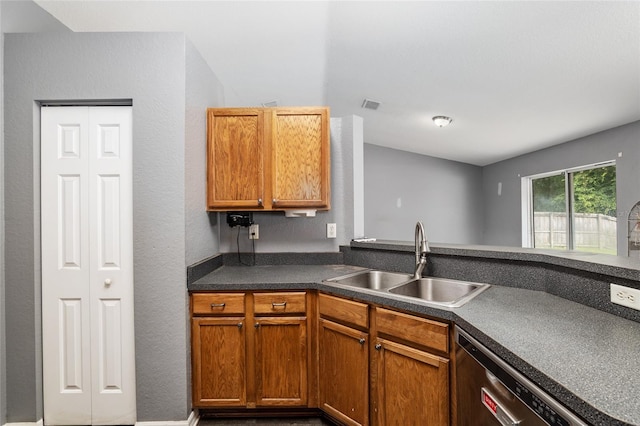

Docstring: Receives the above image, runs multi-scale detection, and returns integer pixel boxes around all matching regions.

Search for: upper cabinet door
[207,108,265,210]
[270,108,330,209]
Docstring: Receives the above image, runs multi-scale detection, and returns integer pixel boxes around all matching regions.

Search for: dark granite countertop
[190,263,640,425]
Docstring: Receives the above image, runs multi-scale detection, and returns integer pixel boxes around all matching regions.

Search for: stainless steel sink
[388,277,490,307]
[324,270,490,308]
[323,270,412,290]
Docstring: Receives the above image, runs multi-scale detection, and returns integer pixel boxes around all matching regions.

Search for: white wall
[364,144,484,244]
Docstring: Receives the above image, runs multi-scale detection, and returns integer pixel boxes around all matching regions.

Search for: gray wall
[0,5,5,425]
[364,144,484,244]
[185,39,224,265]
[482,120,640,253]
[218,115,364,252]
[4,32,221,422]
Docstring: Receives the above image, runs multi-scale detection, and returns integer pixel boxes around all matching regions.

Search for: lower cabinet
[318,293,370,426]
[373,338,449,425]
[254,316,308,406]
[191,291,310,409]
[192,292,247,407]
[192,317,247,406]
[191,290,451,424]
[372,307,450,426]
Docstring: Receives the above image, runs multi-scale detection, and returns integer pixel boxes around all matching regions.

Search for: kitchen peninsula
[188,242,640,426]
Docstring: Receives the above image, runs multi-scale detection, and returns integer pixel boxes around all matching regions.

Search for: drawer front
[253,292,306,315]
[319,293,369,329]
[192,293,246,315]
[375,307,448,354]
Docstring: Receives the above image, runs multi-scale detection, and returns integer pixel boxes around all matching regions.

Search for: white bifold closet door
[41,106,136,425]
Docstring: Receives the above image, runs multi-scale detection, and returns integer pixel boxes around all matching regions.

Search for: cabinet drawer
[192,293,245,315]
[253,292,306,315]
[319,293,368,329]
[375,307,448,354]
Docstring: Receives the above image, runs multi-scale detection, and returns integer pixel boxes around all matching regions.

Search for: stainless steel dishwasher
[455,326,589,426]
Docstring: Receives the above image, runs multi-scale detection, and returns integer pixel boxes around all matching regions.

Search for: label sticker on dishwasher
[481,388,521,426]
[482,388,499,414]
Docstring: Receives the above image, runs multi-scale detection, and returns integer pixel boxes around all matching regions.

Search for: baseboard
[135,410,199,426]
[4,412,198,426]
[4,420,44,426]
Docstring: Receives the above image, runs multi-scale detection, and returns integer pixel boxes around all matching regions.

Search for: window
[523,162,617,254]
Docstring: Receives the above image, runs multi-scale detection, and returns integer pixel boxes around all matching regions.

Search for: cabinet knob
[258,198,263,206]
[254,323,260,328]
[358,338,366,345]
[272,198,278,205]
[237,322,243,329]
[375,343,382,350]
[104,278,112,287]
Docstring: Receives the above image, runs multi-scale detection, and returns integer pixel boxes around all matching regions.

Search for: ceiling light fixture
[432,116,453,127]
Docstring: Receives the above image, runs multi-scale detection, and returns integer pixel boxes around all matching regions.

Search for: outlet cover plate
[249,224,259,240]
[610,283,640,311]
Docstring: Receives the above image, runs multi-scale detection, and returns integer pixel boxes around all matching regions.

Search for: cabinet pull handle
[237,322,243,329]
[258,198,263,206]
[375,343,382,350]
[358,338,366,345]
[271,301,287,308]
[210,303,225,309]
[254,323,260,328]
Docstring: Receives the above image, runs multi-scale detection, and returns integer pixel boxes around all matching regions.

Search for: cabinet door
[207,108,265,210]
[374,338,449,426]
[319,318,369,426]
[192,317,247,407]
[270,108,330,209]
[254,317,308,406]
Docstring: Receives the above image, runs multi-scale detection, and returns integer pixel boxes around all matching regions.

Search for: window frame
[521,160,616,251]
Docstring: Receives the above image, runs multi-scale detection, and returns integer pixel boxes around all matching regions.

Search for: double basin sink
[323,270,490,308]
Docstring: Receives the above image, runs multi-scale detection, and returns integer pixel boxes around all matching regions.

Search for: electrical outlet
[249,224,259,240]
[610,283,640,311]
[327,223,337,239]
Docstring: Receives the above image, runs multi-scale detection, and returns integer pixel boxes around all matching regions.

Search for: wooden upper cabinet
[270,108,330,209]
[207,109,265,210]
[207,107,330,211]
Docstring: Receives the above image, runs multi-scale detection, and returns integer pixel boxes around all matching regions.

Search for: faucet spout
[414,221,430,279]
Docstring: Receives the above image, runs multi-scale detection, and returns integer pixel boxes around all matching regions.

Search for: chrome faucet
[414,221,430,279]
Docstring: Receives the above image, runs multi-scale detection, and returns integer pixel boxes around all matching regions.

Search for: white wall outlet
[610,283,640,311]
[327,223,337,239]
[249,224,259,240]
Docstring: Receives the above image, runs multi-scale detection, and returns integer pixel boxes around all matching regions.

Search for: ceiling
[15,1,640,166]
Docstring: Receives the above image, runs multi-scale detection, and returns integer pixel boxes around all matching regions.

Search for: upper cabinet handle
[272,198,278,205]
[258,198,263,206]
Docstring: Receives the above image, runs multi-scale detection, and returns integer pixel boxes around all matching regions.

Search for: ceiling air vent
[361,98,381,110]
[261,100,278,107]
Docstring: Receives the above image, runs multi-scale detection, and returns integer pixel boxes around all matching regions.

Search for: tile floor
[198,417,335,426]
